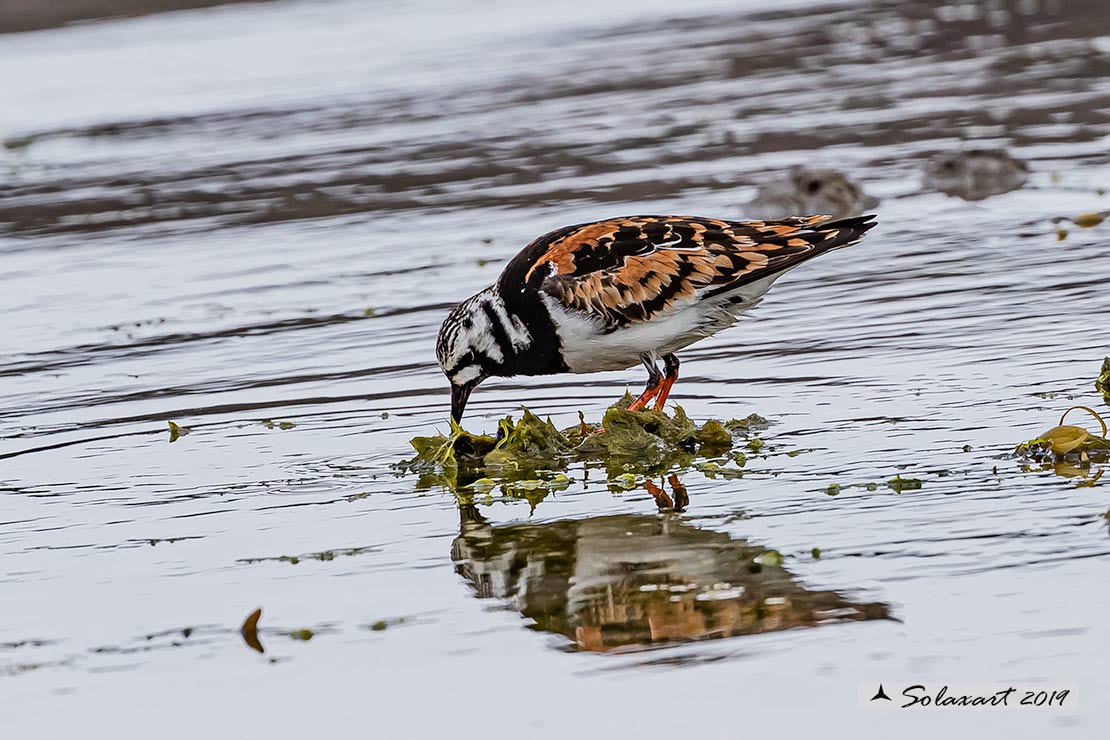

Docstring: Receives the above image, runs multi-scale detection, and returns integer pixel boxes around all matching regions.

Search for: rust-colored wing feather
[518,214,876,330]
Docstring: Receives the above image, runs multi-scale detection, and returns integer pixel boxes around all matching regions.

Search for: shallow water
[2,0,1110,736]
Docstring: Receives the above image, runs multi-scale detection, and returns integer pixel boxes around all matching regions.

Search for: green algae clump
[405,422,498,490]
[1097,357,1110,408]
[725,413,770,434]
[695,419,733,451]
[401,399,768,492]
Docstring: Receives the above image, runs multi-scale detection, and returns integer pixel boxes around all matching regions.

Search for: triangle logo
[870,684,892,701]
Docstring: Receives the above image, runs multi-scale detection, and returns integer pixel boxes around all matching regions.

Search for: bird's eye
[806,179,821,194]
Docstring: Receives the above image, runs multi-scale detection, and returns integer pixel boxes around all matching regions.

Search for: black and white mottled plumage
[437,213,877,421]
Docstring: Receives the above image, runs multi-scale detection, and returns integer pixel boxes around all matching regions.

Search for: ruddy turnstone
[437,214,877,422]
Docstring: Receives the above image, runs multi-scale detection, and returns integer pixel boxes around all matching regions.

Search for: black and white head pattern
[435,286,534,386]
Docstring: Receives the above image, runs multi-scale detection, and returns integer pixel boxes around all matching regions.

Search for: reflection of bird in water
[743,166,880,220]
[643,474,689,511]
[452,506,890,653]
[922,148,1029,201]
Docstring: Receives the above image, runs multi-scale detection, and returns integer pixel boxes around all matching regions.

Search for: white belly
[542,273,782,373]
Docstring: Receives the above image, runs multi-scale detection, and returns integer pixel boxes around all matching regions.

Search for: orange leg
[652,354,681,411]
[627,354,663,412]
[627,380,662,411]
[653,376,676,410]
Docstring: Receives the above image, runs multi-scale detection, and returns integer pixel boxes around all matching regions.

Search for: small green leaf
[756,550,783,567]
[470,478,496,493]
[612,473,637,490]
[167,421,191,442]
[887,475,923,493]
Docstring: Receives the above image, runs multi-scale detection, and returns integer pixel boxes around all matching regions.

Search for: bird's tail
[812,213,878,253]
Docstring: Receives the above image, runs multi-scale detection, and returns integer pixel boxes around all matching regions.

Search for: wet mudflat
[2,0,1110,737]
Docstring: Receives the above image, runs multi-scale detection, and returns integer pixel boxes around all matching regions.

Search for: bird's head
[436,295,491,424]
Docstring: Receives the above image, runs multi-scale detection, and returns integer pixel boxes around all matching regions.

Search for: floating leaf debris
[167,421,190,442]
[611,473,638,490]
[1071,211,1107,228]
[887,475,923,493]
[755,550,784,567]
[238,546,376,565]
[1052,211,1109,232]
[1015,405,1110,465]
[240,608,264,654]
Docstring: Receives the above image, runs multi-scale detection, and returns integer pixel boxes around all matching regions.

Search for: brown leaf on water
[1072,212,1106,228]
[1058,406,1107,439]
[1016,406,1110,462]
[1039,425,1095,455]
[240,607,264,654]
